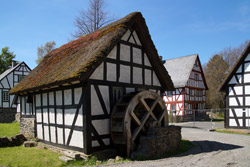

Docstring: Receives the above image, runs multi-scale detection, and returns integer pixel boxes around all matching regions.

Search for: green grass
[0,146,66,167]
[215,129,250,136]
[0,122,20,137]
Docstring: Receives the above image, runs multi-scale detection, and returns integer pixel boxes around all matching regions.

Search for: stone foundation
[132,126,181,159]
[0,109,17,123]
[20,117,35,139]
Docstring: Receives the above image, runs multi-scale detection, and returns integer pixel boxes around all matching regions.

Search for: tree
[36,41,56,64]
[205,55,229,109]
[0,47,16,74]
[72,0,114,38]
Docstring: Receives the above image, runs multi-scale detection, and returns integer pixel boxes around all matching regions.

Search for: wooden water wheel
[110,90,168,157]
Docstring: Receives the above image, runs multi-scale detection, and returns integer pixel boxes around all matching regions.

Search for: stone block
[23,141,37,147]
[59,156,73,163]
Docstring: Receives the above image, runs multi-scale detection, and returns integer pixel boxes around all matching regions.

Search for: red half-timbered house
[163,54,208,120]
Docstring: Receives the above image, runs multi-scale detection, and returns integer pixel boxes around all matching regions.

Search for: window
[3,91,9,102]
[167,91,172,97]
[18,75,25,82]
[113,87,123,104]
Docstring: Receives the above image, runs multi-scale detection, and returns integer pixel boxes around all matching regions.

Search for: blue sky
[1,0,250,69]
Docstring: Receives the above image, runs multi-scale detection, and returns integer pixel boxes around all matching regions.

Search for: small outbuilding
[163,54,208,121]
[0,61,31,123]
[220,42,250,129]
[10,12,174,155]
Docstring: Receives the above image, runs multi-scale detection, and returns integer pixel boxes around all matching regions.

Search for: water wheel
[110,90,168,157]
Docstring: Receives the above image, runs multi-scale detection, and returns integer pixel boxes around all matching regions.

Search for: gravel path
[103,126,250,167]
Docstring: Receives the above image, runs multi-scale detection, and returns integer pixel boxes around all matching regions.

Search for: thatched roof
[163,54,208,89]
[219,42,250,91]
[10,12,174,95]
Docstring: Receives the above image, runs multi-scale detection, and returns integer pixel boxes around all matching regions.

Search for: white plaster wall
[42,93,47,106]
[36,94,40,107]
[234,86,243,95]
[99,85,110,114]
[91,85,104,115]
[237,65,242,73]
[44,125,49,141]
[49,108,55,123]
[64,109,75,126]
[92,140,100,147]
[70,131,84,148]
[244,74,250,83]
[119,65,130,83]
[133,47,142,64]
[50,126,56,143]
[65,128,70,144]
[245,86,250,94]
[2,78,9,88]
[133,31,141,45]
[74,87,82,104]
[107,63,116,81]
[145,69,151,85]
[56,109,63,124]
[36,109,42,122]
[92,119,109,135]
[37,124,43,139]
[7,73,13,88]
[21,97,25,112]
[121,30,130,41]
[245,63,250,72]
[245,53,250,61]
[49,92,54,105]
[64,89,72,105]
[57,128,63,144]
[43,109,48,123]
[90,62,104,80]
[75,106,83,126]
[107,46,117,59]
[229,97,238,106]
[56,91,62,105]
[153,71,161,86]
[229,76,237,84]
[245,96,250,105]
[133,67,142,84]
[120,44,130,62]
[144,53,151,67]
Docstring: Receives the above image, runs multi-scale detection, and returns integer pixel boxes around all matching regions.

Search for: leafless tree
[36,41,56,64]
[72,0,114,38]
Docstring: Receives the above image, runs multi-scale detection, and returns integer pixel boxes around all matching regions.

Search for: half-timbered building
[220,42,250,129]
[0,62,31,123]
[163,54,208,120]
[10,12,174,154]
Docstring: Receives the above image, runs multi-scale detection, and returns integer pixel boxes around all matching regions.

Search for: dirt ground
[103,122,250,167]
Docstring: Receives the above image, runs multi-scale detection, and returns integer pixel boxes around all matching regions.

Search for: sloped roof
[10,12,174,94]
[163,54,198,88]
[0,62,28,81]
[220,42,250,91]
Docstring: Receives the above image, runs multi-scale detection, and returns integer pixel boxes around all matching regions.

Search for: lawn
[0,146,65,167]
[0,122,20,137]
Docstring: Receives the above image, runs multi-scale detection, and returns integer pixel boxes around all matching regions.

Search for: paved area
[104,122,250,167]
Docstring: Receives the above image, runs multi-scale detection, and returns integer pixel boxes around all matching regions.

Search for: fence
[168,108,250,131]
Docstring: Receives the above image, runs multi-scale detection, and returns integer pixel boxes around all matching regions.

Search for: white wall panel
[37,124,43,139]
[133,48,142,64]
[42,93,47,106]
[49,108,55,123]
[245,63,250,72]
[49,92,54,105]
[120,44,130,62]
[121,30,130,41]
[57,128,63,144]
[144,53,151,67]
[64,89,72,105]
[153,71,161,86]
[234,86,243,95]
[50,126,56,143]
[75,106,83,126]
[90,63,104,80]
[229,76,237,84]
[99,85,110,114]
[245,96,250,105]
[133,67,142,84]
[43,109,48,123]
[56,109,63,124]
[119,65,130,83]
[92,119,109,135]
[229,97,238,106]
[107,46,117,59]
[36,94,41,107]
[133,31,141,45]
[245,53,250,61]
[244,74,250,83]
[107,63,116,81]
[245,86,250,94]
[145,69,151,85]
[92,140,100,147]
[44,126,49,141]
[229,119,237,126]
[74,87,82,104]
[7,73,13,88]
[91,85,104,115]
[56,91,62,105]
[70,131,84,148]
[65,109,76,126]
[36,109,42,122]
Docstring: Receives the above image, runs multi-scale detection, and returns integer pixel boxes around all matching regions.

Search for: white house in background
[163,54,208,121]
[220,42,250,129]
[10,12,174,154]
[0,61,31,123]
